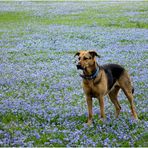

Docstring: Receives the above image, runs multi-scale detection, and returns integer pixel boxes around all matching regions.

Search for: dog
[74,50,138,125]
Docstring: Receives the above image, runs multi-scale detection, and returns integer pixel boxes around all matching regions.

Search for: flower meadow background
[0,1,148,147]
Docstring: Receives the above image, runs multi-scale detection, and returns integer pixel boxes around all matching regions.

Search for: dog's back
[102,64,125,90]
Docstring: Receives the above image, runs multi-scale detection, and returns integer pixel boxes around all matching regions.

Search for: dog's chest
[89,83,99,98]
[87,80,95,88]
[83,80,106,97]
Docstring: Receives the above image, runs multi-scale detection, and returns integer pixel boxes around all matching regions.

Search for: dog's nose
[76,64,83,70]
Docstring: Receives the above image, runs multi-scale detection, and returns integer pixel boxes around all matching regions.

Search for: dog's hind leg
[109,86,121,118]
[122,88,138,119]
[118,72,138,119]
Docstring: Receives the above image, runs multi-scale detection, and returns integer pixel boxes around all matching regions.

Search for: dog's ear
[89,50,101,58]
[74,52,80,57]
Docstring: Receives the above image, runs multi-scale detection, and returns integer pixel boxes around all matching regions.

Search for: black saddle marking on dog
[102,64,125,90]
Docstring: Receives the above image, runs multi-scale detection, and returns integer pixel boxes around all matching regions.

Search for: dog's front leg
[98,96,105,119]
[86,96,93,125]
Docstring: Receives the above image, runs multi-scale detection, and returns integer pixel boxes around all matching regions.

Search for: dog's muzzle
[76,64,84,70]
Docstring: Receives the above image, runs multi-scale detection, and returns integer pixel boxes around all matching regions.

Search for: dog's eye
[78,57,81,60]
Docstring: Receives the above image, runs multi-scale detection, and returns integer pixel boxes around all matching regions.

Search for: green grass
[0,2,148,29]
[0,12,27,23]
[39,10,146,28]
[134,132,148,147]
[0,12,32,29]
[38,2,148,28]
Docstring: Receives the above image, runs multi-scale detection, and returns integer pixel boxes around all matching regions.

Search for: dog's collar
[80,67,99,80]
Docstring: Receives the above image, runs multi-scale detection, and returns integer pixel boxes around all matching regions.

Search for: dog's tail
[132,87,134,94]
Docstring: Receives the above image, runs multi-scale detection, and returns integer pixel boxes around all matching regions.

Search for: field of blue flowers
[0,1,148,147]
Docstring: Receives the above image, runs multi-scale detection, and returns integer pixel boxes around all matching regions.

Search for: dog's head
[74,50,100,71]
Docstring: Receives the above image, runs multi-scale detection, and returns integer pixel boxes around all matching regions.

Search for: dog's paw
[86,120,93,126]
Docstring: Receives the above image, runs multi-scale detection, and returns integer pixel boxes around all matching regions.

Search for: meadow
[0,1,148,147]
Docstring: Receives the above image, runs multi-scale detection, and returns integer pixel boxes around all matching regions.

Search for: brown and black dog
[75,50,138,125]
